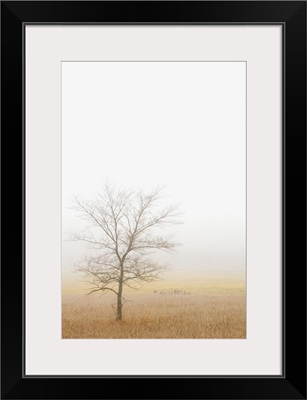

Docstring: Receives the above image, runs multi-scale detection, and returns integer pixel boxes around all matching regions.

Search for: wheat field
[62,274,246,339]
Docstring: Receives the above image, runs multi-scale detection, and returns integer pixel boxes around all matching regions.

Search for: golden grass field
[62,272,246,339]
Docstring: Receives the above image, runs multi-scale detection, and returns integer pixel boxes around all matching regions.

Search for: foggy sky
[62,61,246,280]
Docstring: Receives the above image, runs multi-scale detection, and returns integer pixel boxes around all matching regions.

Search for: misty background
[62,61,246,290]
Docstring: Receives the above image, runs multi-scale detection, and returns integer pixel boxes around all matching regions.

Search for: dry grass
[62,281,246,339]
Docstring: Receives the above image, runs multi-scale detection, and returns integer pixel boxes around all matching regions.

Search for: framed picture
[1,1,306,399]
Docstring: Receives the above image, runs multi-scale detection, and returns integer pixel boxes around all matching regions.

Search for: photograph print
[62,61,246,339]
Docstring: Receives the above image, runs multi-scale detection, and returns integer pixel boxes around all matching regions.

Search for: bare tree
[71,184,181,320]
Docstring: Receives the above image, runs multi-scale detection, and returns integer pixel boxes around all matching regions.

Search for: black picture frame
[1,1,306,399]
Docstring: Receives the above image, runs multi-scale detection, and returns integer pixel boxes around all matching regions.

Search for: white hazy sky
[62,61,246,277]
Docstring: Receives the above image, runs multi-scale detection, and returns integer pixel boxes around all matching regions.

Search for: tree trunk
[116,288,123,321]
[116,262,124,321]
